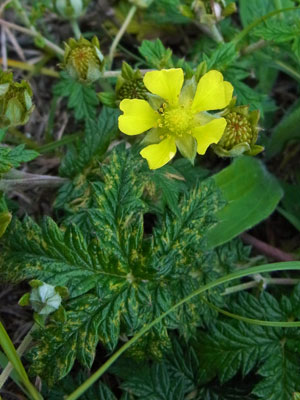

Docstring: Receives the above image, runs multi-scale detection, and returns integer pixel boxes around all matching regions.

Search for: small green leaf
[139,39,173,69]
[53,72,99,121]
[0,211,11,237]
[0,144,39,174]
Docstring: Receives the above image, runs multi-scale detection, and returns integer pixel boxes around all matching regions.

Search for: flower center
[158,105,194,137]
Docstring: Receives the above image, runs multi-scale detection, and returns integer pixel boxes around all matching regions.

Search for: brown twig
[241,232,295,262]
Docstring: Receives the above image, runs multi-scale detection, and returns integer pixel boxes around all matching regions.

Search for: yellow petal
[143,69,184,106]
[140,136,176,169]
[192,118,227,155]
[119,99,158,135]
[192,70,233,112]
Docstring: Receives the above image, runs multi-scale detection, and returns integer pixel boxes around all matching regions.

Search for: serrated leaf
[139,39,173,69]
[238,0,294,27]
[59,106,119,177]
[0,144,39,174]
[254,19,300,43]
[1,146,241,384]
[53,72,99,121]
[120,362,186,400]
[197,290,300,391]
[252,350,300,400]
[204,43,237,71]
[43,371,117,399]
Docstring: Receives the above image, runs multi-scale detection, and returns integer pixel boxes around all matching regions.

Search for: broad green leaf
[277,182,300,232]
[205,156,283,249]
[267,100,300,159]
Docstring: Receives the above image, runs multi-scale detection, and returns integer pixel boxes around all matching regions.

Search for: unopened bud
[53,0,90,18]
[29,282,62,315]
[213,99,264,157]
[62,36,104,82]
[0,70,34,128]
[128,0,154,8]
[116,62,148,100]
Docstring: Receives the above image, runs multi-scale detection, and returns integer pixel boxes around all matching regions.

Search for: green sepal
[52,305,67,323]
[176,135,197,164]
[246,144,264,156]
[29,279,44,288]
[0,211,11,238]
[55,286,69,299]
[213,142,251,157]
[142,128,162,145]
[18,292,31,307]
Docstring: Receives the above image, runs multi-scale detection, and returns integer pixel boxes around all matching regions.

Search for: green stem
[223,277,300,295]
[7,127,39,149]
[37,132,83,154]
[205,299,300,327]
[0,322,42,400]
[0,325,35,390]
[0,18,64,57]
[70,19,81,39]
[107,5,137,69]
[12,0,36,32]
[234,6,298,44]
[66,261,300,400]
[274,60,300,82]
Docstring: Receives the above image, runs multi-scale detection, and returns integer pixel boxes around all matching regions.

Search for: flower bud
[62,36,104,82]
[128,0,154,8]
[29,282,62,315]
[0,70,34,128]
[213,98,264,157]
[116,62,148,101]
[53,0,90,18]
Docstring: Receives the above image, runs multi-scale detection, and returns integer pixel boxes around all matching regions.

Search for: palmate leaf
[43,371,117,400]
[53,71,99,121]
[0,144,39,174]
[197,289,300,399]
[139,39,174,69]
[59,106,119,178]
[0,146,226,384]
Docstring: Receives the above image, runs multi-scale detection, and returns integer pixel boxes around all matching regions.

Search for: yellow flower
[118,68,233,169]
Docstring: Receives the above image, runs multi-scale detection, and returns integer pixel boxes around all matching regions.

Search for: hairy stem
[0,18,64,57]
[108,5,137,68]
[70,19,81,39]
[223,277,300,295]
